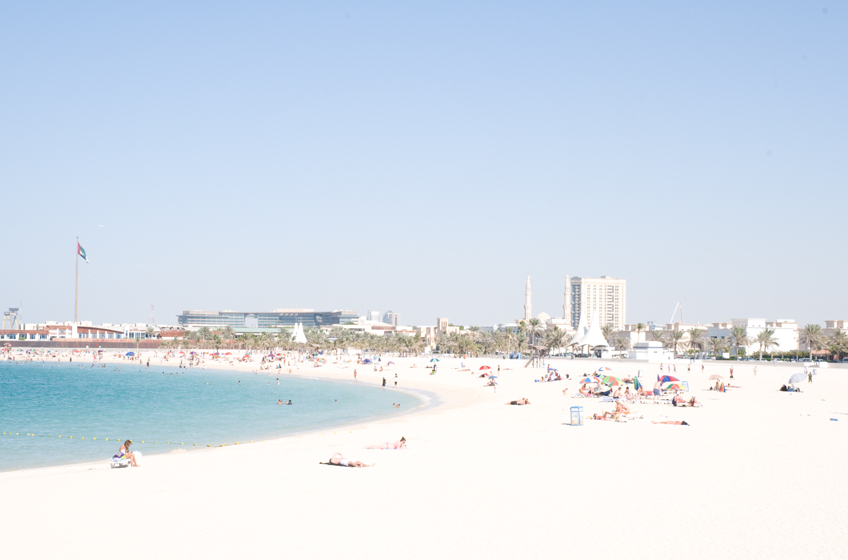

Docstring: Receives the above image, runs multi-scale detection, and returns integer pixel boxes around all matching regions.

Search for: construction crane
[669,302,683,324]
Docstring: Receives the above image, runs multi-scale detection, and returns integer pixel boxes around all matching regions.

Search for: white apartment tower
[569,276,626,331]
[524,275,532,321]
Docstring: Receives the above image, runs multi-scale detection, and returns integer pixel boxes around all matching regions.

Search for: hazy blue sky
[2,2,845,328]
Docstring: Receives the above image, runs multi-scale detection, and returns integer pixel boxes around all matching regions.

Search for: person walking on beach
[753,366,757,376]
[701,364,704,374]
[354,369,357,381]
[653,380,662,403]
[394,373,397,388]
[808,371,813,383]
[382,377,386,388]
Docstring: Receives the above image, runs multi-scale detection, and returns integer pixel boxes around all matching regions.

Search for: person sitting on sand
[624,387,635,402]
[591,412,617,421]
[578,386,593,398]
[114,440,140,467]
[506,398,530,405]
[611,386,622,400]
[328,452,374,468]
[614,401,631,414]
[367,437,406,450]
[651,420,690,426]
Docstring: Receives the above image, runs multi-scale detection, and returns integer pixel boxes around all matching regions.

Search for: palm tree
[650,330,667,348]
[669,328,686,355]
[221,326,236,347]
[613,336,631,352]
[146,326,156,339]
[544,327,566,355]
[527,318,542,348]
[601,324,616,343]
[212,334,222,354]
[755,328,779,360]
[830,329,848,361]
[686,328,705,355]
[707,337,728,358]
[634,322,645,342]
[729,326,750,358]
[799,324,826,360]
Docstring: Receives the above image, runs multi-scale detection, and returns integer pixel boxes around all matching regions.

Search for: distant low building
[177,309,358,329]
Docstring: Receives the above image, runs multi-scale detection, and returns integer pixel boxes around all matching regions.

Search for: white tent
[291,322,308,344]
[570,310,609,349]
[573,308,588,340]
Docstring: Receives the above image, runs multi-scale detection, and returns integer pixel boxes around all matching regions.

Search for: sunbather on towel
[506,398,530,405]
[329,453,374,467]
[672,395,700,407]
[367,437,406,450]
[652,420,690,426]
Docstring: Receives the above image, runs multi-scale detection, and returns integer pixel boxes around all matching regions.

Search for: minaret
[564,275,571,324]
[524,275,532,321]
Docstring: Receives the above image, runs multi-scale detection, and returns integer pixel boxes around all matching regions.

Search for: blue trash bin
[570,406,584,426]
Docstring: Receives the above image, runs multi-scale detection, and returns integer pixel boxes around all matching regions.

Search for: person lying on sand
[652,420,690,426]
[328,453,374,468]
[591,412,618,421]
[506,398,530,405]
[367,437,406,450]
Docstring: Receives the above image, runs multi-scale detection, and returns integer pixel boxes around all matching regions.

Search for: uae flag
[78,242,89,263]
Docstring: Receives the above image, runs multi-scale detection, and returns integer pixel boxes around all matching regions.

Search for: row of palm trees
[156,322,848,362]
[610,323,848,361]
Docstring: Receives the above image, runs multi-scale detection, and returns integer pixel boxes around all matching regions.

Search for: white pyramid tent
[291,322,308,344]
[570,310,609,349]
[573,308,588,340]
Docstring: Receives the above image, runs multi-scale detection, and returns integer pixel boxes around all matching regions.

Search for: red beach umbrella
[479,366,491,370]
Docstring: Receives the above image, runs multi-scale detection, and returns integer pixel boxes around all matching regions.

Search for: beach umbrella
[579,378,595,384]
[709,374,724,380]
[363,359,372,364]
[660,375,680,383]
[125,352,135,356]
[479,365,491,370]
[430,358,440,363]
[387,361,395,365]
[597,367,612,372]
[548,367,558,373]
[633,376,642,391]
[601,375,623,386]
[664,382,684,391]
[788,373,806,384]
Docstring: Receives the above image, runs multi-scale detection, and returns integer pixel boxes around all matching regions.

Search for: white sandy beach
[1,354,846,559]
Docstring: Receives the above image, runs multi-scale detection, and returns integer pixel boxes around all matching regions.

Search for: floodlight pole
[75,236,79,323]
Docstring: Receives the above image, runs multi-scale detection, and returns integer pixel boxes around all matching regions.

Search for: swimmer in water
[277,399,283,405]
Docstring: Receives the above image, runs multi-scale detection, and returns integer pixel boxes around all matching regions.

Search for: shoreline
[0,354,441,476]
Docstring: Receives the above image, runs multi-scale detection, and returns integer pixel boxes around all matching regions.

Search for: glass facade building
[177,310,358,329]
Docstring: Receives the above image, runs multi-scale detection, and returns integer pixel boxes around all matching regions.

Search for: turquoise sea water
[0,361,422,472]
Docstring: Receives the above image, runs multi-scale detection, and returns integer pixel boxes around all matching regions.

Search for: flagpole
[75,236,79,324]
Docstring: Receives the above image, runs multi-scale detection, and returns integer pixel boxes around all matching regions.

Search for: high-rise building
[569,276,626,330]
[382,311,399,327]
[524,276,532,321]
